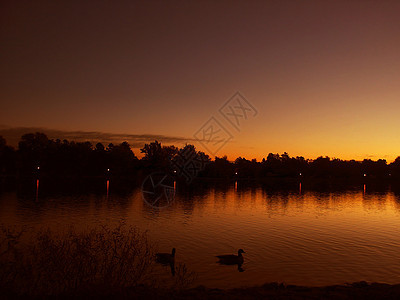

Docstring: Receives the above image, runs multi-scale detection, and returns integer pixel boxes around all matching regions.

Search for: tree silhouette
[1,132,400,181]
[140,140,177,170]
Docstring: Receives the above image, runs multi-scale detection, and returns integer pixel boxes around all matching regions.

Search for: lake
[1,178,400,288]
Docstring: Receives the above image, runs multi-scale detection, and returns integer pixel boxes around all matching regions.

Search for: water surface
[1,179,400,288]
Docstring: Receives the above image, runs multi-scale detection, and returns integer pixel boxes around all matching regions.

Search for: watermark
[141,172,175,209]
[193,117,233,156]
[194,91,257,156]
[142,91,257,209]
[219,92,258,132]
[170,146,210,184]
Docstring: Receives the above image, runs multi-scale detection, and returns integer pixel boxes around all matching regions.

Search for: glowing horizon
[0,125,398,163]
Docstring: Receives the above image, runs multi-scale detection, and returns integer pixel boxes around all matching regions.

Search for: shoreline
[177,281,400,299]
[104,281,400,299]
[4,281,399,299]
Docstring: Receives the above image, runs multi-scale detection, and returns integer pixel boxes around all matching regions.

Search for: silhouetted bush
[0,223,155,296]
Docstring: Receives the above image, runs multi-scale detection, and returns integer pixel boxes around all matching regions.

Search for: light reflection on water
[1,180,400,288]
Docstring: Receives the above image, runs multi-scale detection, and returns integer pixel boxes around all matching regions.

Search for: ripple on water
[2,185,400,288]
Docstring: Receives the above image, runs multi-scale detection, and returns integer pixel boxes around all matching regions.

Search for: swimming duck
[216,249,245,265]
[156,248,176,264]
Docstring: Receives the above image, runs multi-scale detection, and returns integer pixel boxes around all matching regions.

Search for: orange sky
[1,1,400,161]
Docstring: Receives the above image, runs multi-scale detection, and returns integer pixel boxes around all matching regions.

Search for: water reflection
[106,180,109,199]
[35,179,39,201]
[2,179,400,288]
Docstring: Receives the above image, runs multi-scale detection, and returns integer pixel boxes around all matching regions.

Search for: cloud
[0,125,196,149]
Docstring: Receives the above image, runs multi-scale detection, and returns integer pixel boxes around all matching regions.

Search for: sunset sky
[1,0,400,161]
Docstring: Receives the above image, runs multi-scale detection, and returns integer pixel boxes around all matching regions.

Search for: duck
[156,248,176,265]
[216,249,245,265]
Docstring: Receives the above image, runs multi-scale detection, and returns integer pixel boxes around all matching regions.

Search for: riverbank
[173,282,400,300]
[4,281,400,299]
[108,282,400,299]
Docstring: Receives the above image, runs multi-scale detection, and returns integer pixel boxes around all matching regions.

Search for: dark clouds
[0,125,194,149]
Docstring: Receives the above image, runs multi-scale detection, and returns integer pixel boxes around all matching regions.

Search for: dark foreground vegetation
[1,132,400,181]
[1,224,400,299]
[0,223,196,298]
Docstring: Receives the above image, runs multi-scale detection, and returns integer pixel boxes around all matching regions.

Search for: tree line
[1,132,400,180]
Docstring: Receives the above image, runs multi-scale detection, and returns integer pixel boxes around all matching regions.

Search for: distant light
[299,173,302,176]
[235,172,238,175]
[174,170,177,173]
[107,169,110,172]
[364,174,367,177]
[389,174,392,176]
[37,166,40,170]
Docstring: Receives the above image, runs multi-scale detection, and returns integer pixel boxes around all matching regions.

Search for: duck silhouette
[156,248,176,265]
[216,249,245,265]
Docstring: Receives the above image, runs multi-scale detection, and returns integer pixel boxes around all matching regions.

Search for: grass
[0,223,162,296]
